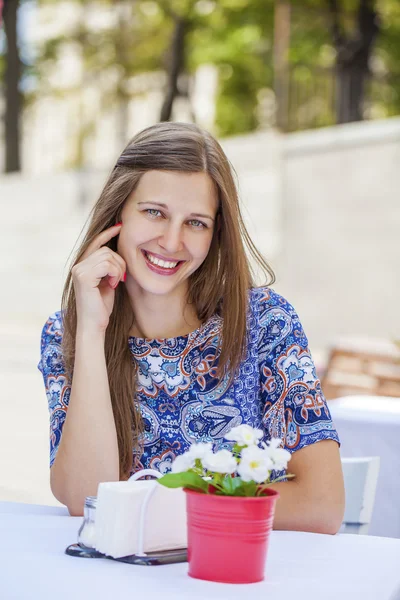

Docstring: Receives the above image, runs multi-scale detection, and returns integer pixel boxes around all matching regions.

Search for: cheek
[189,232,214,261]
[118,222,147,253]
[117,229,137,262]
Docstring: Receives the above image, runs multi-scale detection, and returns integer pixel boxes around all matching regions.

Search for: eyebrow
[137,201,215,222]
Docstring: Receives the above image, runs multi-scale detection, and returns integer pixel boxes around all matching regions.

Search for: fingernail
[123,272,127,282]
[115,221,122,227]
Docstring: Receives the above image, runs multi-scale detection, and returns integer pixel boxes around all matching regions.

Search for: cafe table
[1,502,400,600]
[329,395,400,538]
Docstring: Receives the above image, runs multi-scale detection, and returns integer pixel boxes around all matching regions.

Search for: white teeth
[145,252,178,269]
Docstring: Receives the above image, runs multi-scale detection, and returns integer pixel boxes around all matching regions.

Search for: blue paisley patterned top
[38,287,339,474]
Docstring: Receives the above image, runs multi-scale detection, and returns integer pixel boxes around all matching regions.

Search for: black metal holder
[65,543,187,566]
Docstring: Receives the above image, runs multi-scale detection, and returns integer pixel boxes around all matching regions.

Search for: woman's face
[118,170,219,299]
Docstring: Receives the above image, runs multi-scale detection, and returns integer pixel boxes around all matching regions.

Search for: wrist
[76,323,107,343]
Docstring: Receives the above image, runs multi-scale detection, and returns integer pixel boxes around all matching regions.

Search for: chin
[141,283,179,296]
[132,272,187,297]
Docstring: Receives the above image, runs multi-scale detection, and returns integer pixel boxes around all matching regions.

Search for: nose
[158,222,184,255]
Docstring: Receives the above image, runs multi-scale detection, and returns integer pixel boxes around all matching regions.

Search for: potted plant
[157,424,293,584]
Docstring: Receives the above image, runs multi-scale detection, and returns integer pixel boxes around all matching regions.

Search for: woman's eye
[146,209,162,218]
[188,219,207,229]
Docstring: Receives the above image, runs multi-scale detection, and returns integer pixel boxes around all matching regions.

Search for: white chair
[340,456,380,535]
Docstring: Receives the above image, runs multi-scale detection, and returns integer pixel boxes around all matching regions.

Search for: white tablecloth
[1,502,400,600]
[329,395,400,538]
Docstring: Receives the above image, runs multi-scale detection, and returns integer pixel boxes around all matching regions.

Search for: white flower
[225,424,264,446]
[265,438,282,451]
[263,438,291,470]
[237,446,273,483]
[202,449,237,474]
[186,442,213,460]
[270,447,291,470]
[171,453,195,473]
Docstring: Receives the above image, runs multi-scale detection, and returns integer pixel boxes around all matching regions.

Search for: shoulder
[39,311,66,377]
[38,313,70,409]
[249,286,295,312]
[248,287,308,351]
[40,311,64,352]
[248,286,300,322]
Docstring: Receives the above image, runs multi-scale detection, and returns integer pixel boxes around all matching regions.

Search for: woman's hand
[71,224,126,333]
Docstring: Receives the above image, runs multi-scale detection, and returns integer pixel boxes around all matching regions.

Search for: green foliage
[158,471,288,496]
[35,0,169,88]
[157,471,210,493]
[32,0,276,142]
[219,477,258,497]
[157,471,263,496]
[28,0,400,163]
[188,0,275,135]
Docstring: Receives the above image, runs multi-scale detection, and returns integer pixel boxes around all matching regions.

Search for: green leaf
[220,475,246,496]
[216,477,260,497]
[212,472,224,485]
[240,481,258,497]
[157,471,209,493]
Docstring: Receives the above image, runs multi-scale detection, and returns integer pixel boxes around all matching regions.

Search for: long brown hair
[61,122,275,479]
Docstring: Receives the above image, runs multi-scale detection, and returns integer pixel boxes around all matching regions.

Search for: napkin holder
[94,468,187,559]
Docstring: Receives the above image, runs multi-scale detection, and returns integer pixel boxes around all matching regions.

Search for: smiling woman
[118,170,218,318]
[37,122,344,531]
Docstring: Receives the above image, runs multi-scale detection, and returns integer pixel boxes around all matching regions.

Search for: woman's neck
[126,283,201,339]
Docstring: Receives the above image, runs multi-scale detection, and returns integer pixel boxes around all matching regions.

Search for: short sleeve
[38,311,71,467]
[256,288,339,453]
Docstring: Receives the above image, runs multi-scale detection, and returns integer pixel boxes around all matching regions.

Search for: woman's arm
[50,328,120,516]
[50,225,126,516]
[268,439,345,534]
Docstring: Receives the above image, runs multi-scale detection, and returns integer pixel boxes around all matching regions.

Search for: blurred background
[0,0,399,506]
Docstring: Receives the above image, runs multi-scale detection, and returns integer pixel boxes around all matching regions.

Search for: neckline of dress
[128,313,221,344]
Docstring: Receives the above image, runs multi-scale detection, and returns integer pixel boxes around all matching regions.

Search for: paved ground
[0,173,87,506]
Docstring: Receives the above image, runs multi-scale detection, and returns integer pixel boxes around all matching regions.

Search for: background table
[329,395,400,538]
[1,502,400,600]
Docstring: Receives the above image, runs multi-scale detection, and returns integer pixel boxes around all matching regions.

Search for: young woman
[38,122,344,530]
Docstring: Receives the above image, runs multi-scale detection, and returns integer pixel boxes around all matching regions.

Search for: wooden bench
[322,338,400,400]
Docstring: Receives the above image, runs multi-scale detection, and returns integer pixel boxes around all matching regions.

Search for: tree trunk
[328,0,380,125]
[336,63,366,123]
[115,0,131,148]
[273,0,291,131]
[3,0,22,173]
[160,17,186,122]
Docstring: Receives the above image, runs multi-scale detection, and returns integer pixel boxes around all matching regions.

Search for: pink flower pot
[184,488,279,584]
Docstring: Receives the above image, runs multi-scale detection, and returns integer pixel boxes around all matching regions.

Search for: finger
[86,247,127,281]
[82,223,122,260]
[96,246,126,271]
[92,256,125,289]
[113,251,127,276]
[73,256,123,290]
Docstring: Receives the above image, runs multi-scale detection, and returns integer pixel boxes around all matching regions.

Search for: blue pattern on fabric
[38,288,339,473]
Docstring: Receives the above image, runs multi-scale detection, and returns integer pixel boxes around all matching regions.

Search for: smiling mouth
[142,250,185,274]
